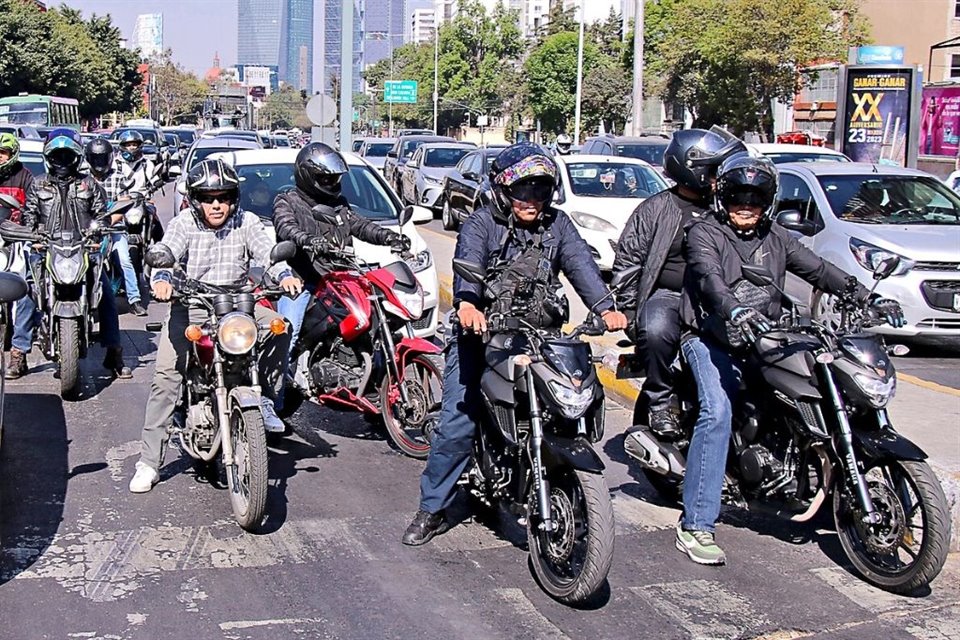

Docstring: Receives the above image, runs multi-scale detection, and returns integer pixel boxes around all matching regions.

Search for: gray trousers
[138,302,290,469]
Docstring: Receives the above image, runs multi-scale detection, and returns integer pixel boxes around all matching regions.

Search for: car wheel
[812,289,842,332]
[442,198,459,231]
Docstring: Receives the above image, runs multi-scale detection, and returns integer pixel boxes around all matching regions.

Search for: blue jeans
[275,287,312,411]
[12,294,39,353]
[679,336,743,533]
[111,233,140,305]
[419,332,484,514]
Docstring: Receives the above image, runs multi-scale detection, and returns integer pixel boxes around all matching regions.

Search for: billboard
[919,85,960,158]
[133,14,163,60]
[836,66,920,167]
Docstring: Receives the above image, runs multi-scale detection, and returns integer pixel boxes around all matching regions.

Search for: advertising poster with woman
[919,86,960,157]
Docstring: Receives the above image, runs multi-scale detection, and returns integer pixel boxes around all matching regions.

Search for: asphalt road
[0,189,956,640]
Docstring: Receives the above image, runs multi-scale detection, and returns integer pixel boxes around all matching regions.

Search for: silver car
[397,142,475,210]
[775,162,960,340]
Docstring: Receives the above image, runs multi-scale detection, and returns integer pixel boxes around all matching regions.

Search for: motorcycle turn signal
[268,318,287,336]
[185,324,204,342]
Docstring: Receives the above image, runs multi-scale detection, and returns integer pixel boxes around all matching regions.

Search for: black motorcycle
[451,259,641,605]
[110,163,165,287]
[621,257,950,594]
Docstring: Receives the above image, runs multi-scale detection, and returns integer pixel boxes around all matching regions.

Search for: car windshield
[615,143,668,165]
[765,152,850,165]
[168,130,196,146]
[0,102,47,125]
[364,142,393,157]
[236,163,398,222]
[424,148,469,167]
[818,175,960,225]
[20,153,45,177]
[402,140,427,157]
[188,147,236,170]
[564,161,666,198]
[113,128,159,144]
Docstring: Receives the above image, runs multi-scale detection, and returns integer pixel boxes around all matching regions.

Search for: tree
[581,57,631,135]
[149,50,209,125]
[540,1,577,38]
[525,32,599,135]
[262,85,306,129]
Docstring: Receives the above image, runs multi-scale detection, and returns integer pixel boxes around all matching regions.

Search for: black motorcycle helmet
[489,143,559,223]
[715,154,779,229]
[294,142,349,201]
[662,126,747,196]
[84,137,115,180]
[185,158,241,219]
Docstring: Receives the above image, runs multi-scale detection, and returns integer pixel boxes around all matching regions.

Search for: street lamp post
[573,1,585,143]
[433,3,440,134]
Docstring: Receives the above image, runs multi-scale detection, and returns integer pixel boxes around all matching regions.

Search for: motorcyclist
[674,154,905,566]
[115,129,163,243]
[555,133,573,156]
[614,128,746,439]
[85,137,147,316]
[272,142,411,411]
[128,159,302,493]
[0,133,35,379]
[17,128,131,380]
[402,143,628,546]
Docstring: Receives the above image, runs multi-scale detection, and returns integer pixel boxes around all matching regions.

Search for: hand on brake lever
[457,302,487,334]
[152,280,173,301]
[869,296,905,328]
[600,309,628,332]
[387,232,411,254]
[280,276,303,297]
[730,306,771,343]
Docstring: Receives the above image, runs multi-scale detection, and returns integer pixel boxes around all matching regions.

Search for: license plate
[954,293,960,312]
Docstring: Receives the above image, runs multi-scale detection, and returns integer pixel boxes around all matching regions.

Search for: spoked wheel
[380,354,443,459]
[528,469,614,605]
[58,318,81,399]
[833,460,950,594]
[226,404,269,531]
[812,289,842,333]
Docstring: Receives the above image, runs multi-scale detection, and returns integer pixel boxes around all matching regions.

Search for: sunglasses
[504,181,554,204]
[195,192,235,204]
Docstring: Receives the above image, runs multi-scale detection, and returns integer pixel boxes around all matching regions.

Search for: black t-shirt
[656,191,707,291]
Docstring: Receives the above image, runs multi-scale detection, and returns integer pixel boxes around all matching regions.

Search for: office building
[321,0,364,94]
[280,0,313,93]
[411,8,436,45]
[364,0,405,67]
[237,0,313,93]
[132,13,163,60]
[437,0,458,24]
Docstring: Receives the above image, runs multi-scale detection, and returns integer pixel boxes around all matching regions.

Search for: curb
[436,277,959,552]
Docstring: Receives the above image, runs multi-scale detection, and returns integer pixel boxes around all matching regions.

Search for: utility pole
[433,11,440,134]
[339,0,353,152]
[573,1,585,143]
[630,0,644,136]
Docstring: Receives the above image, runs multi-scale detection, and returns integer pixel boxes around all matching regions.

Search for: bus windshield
[0,102,48,125]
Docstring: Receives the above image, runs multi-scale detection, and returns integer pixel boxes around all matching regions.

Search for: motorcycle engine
[739,444,783,487]
[311,339,362,392]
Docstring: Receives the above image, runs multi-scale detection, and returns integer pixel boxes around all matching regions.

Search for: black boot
[103,346,133,379]
[402,510,449,546]
[649,407,681,439]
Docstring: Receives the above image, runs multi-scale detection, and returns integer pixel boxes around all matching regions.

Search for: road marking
[906,604,960,639]
[494,588,571,640]
[429,518,516,553]
[105,440,141,481]
[809,566,960,615]
[611,493,678,535]
[631,579,768,640]
[219,617,328,631]
[898,373,960,398]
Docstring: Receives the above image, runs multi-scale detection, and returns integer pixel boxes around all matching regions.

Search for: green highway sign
[384,80,418,104]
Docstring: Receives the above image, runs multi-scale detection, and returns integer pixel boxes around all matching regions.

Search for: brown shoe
[5,348,28,380]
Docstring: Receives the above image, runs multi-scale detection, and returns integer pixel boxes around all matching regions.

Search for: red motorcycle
[277,243,443,458]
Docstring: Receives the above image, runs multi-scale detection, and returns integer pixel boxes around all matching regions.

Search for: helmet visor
[723,188,769,208]
[504,179,554,204]
[47,148,79,168]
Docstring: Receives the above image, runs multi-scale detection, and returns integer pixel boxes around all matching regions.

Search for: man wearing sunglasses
[402,143,628,546]
[673,154,904,566]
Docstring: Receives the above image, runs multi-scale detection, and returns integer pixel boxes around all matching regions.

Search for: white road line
[809,566,939,614]
[631,579,768,640]
[494,588,571,640]
[219,617,328,631]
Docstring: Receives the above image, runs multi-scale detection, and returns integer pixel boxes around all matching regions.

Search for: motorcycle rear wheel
[227,404,269,531]
[380,354,443,459]
[528,468,614,605]
[833,459,950,594]
[58,318,81,399]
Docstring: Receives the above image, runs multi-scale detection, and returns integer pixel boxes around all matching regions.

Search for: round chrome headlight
[217,312,258,355]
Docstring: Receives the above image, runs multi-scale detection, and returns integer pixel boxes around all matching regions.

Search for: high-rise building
[524,0,550,38]
[237,0,313,93]
[321,0,364,95]
[364,0,405,68]
[437,0,458,24]
[411,8,436,45]
[132,13,164,60]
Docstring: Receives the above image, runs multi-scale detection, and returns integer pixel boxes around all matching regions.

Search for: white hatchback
[208,149,440,338]
[553,154,669,270]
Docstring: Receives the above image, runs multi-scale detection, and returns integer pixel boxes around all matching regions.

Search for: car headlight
[852,373,896,408]
[548,380,593,419]
[406,249,433,273]
[570,211,617,234]
[849,239,914,276]
[217,312,258,355]
[423,175,442,186]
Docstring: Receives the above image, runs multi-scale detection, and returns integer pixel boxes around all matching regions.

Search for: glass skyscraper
[237,0,313,93]
[363,0,405,68]
[322,0,364,95]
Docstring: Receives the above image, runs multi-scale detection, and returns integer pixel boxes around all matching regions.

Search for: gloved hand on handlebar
[870,296,905,328]
[730,306,771,343]
[310,228,346,255]
[386,231,411,254]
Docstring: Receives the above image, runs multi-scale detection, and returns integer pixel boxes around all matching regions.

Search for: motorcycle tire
[226,404,269,531]
[528,468,614,605]
[379,353,443,459]
[833,459,950,594]
[58,318,81,399]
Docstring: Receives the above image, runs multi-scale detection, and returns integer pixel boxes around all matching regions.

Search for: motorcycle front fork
[525,365,556,533]
[374,301,411,406]
[213,355,262,470]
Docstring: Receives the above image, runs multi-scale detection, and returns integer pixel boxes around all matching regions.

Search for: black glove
[870,296,905,328]
[730,306,771,343]
[387,232,411,253]
[310,229,345,254]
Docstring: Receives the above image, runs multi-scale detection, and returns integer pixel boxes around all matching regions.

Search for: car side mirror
[740,264,776,287]
[610,263,643,289]
[145,243,177,269]
[387,151,397,158]
[176,181,188,196]
[270,240,297,264]
[452,258,486,284]
[399,205,415,227]
[873,256,900,281]
[776,209,817,236]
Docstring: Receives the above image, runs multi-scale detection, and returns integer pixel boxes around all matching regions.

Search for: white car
[553,154,669,270]
[208,148,440,338]
[750,143,851,165]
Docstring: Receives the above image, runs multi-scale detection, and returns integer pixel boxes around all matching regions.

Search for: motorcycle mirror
[145,244,177,269]
[610,263,643,289]
[399,205,415,227]
[452,258,486,285]
[270,240,297,264]
[873,256,900,280]
[107,199,136,215]
[740,264,776,287]
[0,193,20,211]
[0,271,28,304]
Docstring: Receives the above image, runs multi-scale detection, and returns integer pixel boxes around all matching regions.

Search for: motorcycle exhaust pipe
[625,427,685,478]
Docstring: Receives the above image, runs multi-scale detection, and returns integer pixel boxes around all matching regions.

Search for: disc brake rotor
[854,480,905,556]
[399,379,428,425]
[544,488,576,563]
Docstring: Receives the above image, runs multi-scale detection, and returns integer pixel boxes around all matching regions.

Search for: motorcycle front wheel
[226,404,269,531]
[58,318,81,399]
[833,459,950,594]
[528,468,614,605]
[380,353,443,459]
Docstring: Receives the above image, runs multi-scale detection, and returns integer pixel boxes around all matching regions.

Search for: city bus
[0,94,81,130]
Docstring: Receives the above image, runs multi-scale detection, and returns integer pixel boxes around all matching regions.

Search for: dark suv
[580,134,671,168]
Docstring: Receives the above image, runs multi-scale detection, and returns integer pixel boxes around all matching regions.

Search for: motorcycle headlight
[852,373,896,408]
[50,251,84,284]
[849,239,914,276]
[570,211,617,234]
[406,249,433,273]
[548,380,593,420]
[125,207,145,225]
[217,312,258,355]
[384,284,425,320]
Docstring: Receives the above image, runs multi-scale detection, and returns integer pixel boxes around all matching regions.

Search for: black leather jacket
[23,174,107,235]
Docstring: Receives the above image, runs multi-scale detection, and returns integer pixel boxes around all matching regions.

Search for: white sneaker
[129,461,159,493]
[260,397,285,433]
